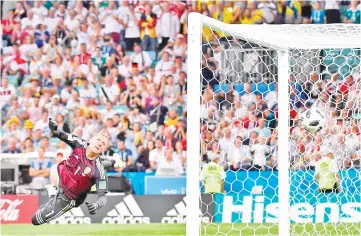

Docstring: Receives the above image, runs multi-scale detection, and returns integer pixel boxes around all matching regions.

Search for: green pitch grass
[1,223,360,236]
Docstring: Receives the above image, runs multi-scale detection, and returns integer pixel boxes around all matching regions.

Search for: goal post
[186,12,361,236]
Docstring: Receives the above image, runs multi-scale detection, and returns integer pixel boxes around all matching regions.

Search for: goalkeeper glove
[111,153,126,169]
[85,201,99,215]
[48,118,59,133]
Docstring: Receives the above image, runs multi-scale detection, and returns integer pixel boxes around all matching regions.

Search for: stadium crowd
[1,0,360,192]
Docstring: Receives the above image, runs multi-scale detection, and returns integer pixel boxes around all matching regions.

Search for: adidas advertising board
[101,195,150,224]
[48,207,91,224]
[39,194,214,224]
[214,193,361,223]
[161,196,210,224]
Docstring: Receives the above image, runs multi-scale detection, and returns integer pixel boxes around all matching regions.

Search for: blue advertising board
[214,170,361,223]
[145,176,186,195]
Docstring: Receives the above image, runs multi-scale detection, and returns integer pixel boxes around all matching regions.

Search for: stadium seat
[213,84,229,93]
[146,51,157,61]
[114,105,127,114]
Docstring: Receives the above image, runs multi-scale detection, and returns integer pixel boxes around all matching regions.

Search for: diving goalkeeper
[32,118,123,225]
[315,151,341,193]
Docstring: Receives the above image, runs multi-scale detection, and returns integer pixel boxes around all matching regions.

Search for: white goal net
[186,13,361,236]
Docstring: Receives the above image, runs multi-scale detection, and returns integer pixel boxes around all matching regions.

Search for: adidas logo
[161,196,210,224]
[49,207,91,224]
[102,195,150,224]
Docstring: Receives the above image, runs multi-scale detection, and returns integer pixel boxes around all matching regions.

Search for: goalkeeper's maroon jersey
[55,130,108,200]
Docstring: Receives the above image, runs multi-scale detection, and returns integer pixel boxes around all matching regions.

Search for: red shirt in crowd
[1,19,17,35]
[77,53,91,65]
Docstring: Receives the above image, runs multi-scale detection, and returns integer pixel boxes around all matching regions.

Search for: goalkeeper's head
[88,132,109,158]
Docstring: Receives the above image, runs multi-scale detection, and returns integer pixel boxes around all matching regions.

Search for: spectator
[120,84,142,110]
[156,2,180,51]
[325,0,341,23]
[164,127,176,148]
[3,136,21,154]
[254,119,272,139]
[20,119,34,143]
[50,152,64,185]
[174,141,186,167]
[173,34,187,60]
[136,140,153,172]
[231,136,252,171]
[2,10,16,47]
[146,97,168,128]
[123,4,141,51]
[258,0,278,24]
[139,4,158,51]
[130,43,152,73]
[344,1,361,24]
[156,147,184,176]
[55,113,70,133]
[161,75,180,111]
[5,97,26,121]
[155,51,174,83]
[250,137,271,170]
[100,75,120,105]
[77,43,92,65]
[0,77,16,101]
[149,138,166,170]
[114,140,134,172]
[311,2,327,24]
[79,79,97,102]
[23,137,35,153]
[40,136,56,152]
[56,141,71,159]
[27,93,42,123]
[29,146,52,195]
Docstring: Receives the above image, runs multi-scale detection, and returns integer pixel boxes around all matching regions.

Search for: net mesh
[198,20,361,236]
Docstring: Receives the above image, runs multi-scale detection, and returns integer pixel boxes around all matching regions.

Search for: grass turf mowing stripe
[1,223,360,236]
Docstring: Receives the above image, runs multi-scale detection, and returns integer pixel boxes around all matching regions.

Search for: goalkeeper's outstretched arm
[49,118,87,149]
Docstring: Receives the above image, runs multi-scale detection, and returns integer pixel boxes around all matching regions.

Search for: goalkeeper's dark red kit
[32,126,109,225]
[56,130,107,200]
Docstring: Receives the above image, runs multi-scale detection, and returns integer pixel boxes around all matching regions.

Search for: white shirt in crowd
[130,52,152,71]
[264,90,278,109]
[64,17,81,32]
[100,84,120,104]
[241,93,256,107]
[31,6,48,21]
[100,8,122,34]
[324,0,340,10]
[79,85,97,100]
[101,109,117,123]
[44,17,60,32]
[149,147,166,166]
[118,63,132,78]
[258,2,277,23]
[155,60,174,83]
[156,12,180,40]
[21,17,40,29]
[0,84,16,102]
[250,143,270,167]
[156,157,184,176]
[34,119,48,132]
[124,12,141,38]
[232,145,251,164]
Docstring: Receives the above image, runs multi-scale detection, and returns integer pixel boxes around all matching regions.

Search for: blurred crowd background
[1,0,360,189]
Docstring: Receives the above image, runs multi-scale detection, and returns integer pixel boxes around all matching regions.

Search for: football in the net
[301,108,326,133]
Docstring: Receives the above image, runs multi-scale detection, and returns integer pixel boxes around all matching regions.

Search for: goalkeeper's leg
[32,187,76,225]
